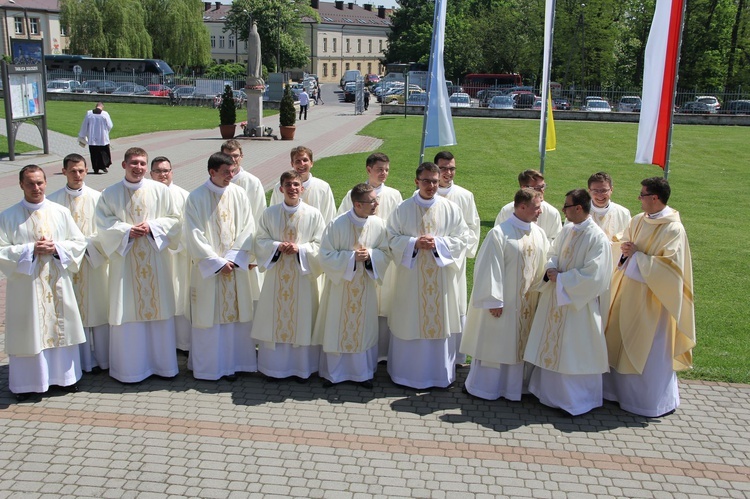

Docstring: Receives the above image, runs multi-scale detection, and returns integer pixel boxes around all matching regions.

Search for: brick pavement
[2,88,750,497]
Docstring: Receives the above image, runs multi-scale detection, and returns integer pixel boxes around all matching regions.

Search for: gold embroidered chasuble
[0,200,87,355]
[252,202,325,346]
[524,218,612,375]
[96,179,181,325]
[270,175,336,224]
[314,212,391,354]
[184,182,256,329]
[232,168,267,297]
[386,195,469,342]
[48,185,109,328]
[460,219,549,366]
[605,211,695,374]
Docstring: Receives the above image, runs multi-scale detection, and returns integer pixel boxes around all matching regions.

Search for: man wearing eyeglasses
[587,172,631,243]
[495,169,562,243]
[524,189,612,416]
[150,156,191,354]
[603,177,695,418]
[433,151,480,366]
[337,152,403,361]
[315,183,391,388]
[386,163,470,389]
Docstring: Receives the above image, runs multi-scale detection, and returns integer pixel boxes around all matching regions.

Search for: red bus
[463,73,522,97]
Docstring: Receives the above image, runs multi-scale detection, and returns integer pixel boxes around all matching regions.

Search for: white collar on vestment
[282,200,301,213]
[22,198,47,211]
[369,182,384,195]
[509,214,531,231]
[413,192,436,208]
[647,206,672,219]
[122,178,144,190]
[346,209,368,227]
[205,179,227,195]
[65,184,85,198]
[572,216,593,231]
[302,175,314,189]
[590,203,610,215]
[437,183,453,196]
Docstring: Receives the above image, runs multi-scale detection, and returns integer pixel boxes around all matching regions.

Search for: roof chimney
[310,0,319,9]
[377,5,386,18]
[214,1,220,10]
[204,2,210,11]
[348,2,354,9]
[363,4,372,11]
[335,1,344,10]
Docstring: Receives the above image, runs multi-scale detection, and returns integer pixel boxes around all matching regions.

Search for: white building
[0,0,69,58]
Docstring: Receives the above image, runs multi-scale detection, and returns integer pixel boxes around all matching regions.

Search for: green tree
[224,0,318,72]
[205,62,248,79]
[141,0,212,68]
[60,0,108,56]
[98,0,152,57]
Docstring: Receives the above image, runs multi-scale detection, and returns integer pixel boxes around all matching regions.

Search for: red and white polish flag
[635,0,685,168]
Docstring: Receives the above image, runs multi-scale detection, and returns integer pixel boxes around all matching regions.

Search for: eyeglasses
[152,169,172,175]
[638,192,654,198]
[358,196,380,205]
[590,188,610,194]
[562,203,579,210]
[525,184,546,191]
[417,178,439,185]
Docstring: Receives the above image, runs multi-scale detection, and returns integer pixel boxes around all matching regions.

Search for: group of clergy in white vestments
[1,145,694,419]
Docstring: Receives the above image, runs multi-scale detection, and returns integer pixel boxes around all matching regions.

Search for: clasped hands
[129,222,151,239]
[34,236,57,256]
[415,235,436,251]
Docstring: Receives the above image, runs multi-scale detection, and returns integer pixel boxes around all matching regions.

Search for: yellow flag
[546,93,556,151]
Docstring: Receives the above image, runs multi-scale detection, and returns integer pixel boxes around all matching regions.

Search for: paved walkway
[1,89,749,498]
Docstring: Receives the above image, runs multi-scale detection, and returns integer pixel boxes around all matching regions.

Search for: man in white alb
[270,146,336,224]
[587,171,631,269]
[495,169,561,243]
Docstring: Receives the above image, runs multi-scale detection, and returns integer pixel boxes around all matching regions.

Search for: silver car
[488,95,514,110]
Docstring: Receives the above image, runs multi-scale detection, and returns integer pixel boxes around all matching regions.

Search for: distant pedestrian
[315,84,324,105]
[78,102,113,174]
[364,88,370,111]
[298,89,309,120]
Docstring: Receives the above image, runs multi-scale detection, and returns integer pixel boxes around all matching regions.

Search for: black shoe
[90,366,103,375]
[224,374,238,382]
[15,393,31,402]
[322,379,334,388]
[294,376,309,384]
[360,380,373,389]
[59,383,79,394]
[101,167,108,173]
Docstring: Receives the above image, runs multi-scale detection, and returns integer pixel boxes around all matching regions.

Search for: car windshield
[450,95,469,103]
[621,98,639,104]
[698,97,717,104]
[590,101,609,108]
[491,97,513,104]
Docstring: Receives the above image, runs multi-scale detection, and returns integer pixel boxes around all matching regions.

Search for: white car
[449,92,471,108]
[618,95,641,112]
[695,96,720,113]
[584,100,612,112]
[46,79,81,93]
[488,95,514,109]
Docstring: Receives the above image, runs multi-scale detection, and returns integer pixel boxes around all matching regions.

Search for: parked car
[618,95,642,112]
[74,80,119,94]
[173,86,195,99]
[477,87,506,107]
[366,73,380,84]
[112,84,151,96]
[46,79,81,93]
[446,83,464,96]
[488,95,515,110]
[343,82,356,102]
[583,100,612,112]
[721,100,750,114]
[514,92,536,109]
[531,99,543,111]
[449,92,471,108]
[147,84,171,97]
[695,95,720,113]
[406,93,428,106]
[679,101,711,114]
[584,96,609,106]
[552,97,571,110]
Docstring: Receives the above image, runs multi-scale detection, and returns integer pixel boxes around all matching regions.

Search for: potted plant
[218,84,237,139]
[279,84,296,140]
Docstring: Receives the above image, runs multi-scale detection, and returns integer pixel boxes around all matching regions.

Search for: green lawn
[0,101,278,139]
[311,116,750,384]
[1,135,41,158]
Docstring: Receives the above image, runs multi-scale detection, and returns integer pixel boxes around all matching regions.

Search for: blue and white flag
[422,0,456,149]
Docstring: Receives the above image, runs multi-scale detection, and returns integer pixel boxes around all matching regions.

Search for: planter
[219,124,236,139]
[279,125,296,141]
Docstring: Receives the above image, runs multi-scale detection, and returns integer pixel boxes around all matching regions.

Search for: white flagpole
[539,0,556,174]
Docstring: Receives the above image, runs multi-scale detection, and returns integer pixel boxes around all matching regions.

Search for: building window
[323,38,327,52]
[219,36,225,48]
[323,63,328,77]
[367,63,372,74]
[60,24,67,37]
[14,18,24,35]
[368,40,372,53]
[332,38,337,53]
[346,38,350,53]
[379,40,383,52]
[332,63,337,77]
[29,18,40,35]
[356,63,361,72]
[211,35,216,48]
[357,39,361,53]
[229,34,235,49]
[345,63,350,71]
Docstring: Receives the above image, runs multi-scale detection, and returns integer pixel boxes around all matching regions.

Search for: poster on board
[9,73,44,119]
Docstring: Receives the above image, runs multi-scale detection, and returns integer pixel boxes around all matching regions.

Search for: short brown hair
[366,152,389,167]
[518,169,544,186]
[280,169,302,185]
[124,147,148,162]
[416,162,439,178]
[514,187,542,207]
[221,139,242,155]
[63,153,86,169]
[19,165,45,183]
[350,183,374,203]
[588,171,613,188]
[290,146,313,162]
